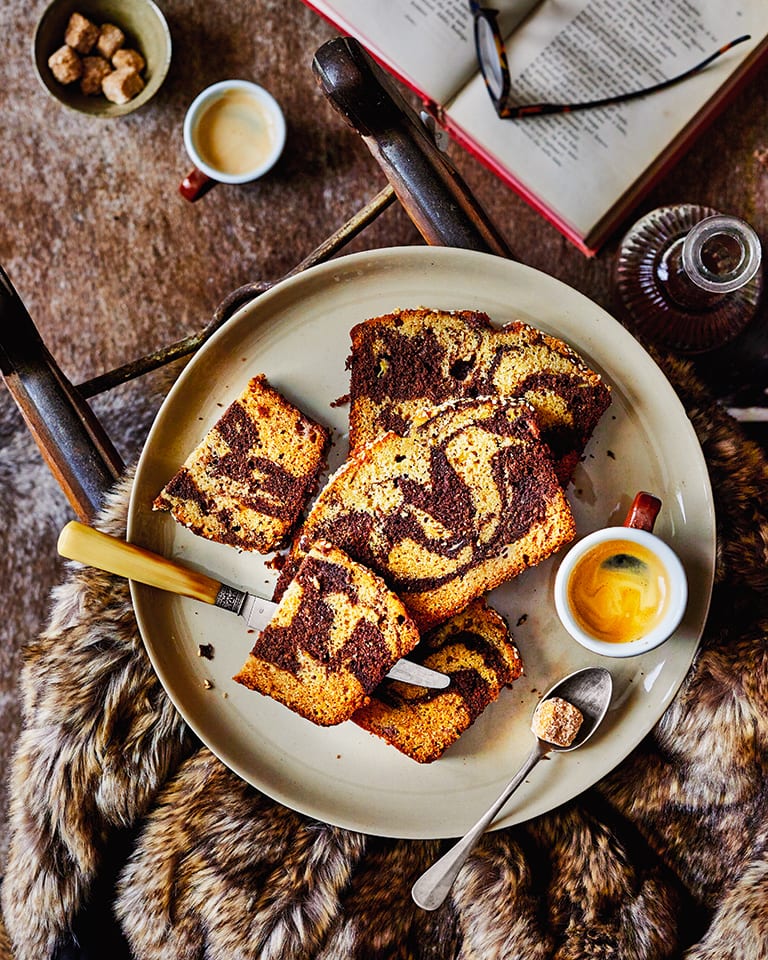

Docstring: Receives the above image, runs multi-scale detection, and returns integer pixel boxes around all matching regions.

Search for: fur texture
[2,355,768,960]
[0,374,174,870]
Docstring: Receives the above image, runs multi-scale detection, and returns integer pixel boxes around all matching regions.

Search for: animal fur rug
[1,352,768,960]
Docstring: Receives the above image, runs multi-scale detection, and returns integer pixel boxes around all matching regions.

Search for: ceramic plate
[128,247,715,839]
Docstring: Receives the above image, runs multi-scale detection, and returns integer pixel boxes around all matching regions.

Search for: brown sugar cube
[102,66,145,104]
[112,48,145,73]
[531,696,583,747]
[79,56,111,95]
[64,12,99,54]
[48,45,82,84]
[96,23,125,59]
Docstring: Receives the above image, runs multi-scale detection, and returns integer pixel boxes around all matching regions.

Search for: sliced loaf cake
[353,598,523,762]
[276,395,575,630]
[234,540,420,725]
[347,307,611,484]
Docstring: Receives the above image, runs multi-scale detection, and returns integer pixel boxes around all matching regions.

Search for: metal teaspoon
[411,665,613,910]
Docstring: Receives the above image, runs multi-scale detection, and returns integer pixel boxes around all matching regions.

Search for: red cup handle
[623,491,661,532]
[180,166,217,202]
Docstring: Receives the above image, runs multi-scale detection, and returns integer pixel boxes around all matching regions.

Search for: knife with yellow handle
[57,521,450,689]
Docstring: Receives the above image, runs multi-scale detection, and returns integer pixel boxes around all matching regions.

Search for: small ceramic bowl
[33,0,172,118]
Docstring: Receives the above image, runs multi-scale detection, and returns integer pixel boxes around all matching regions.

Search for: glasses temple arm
[501,34,751,118]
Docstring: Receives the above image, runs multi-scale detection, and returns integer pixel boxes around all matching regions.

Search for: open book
[303,0,768,255]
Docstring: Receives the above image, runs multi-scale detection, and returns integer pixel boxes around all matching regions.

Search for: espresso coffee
[566,537,670,644]
[193,89,278,177]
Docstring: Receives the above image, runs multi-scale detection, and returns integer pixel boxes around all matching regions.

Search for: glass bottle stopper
[615,205,763,353]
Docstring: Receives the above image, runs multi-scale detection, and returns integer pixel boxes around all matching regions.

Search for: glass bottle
[614,204,763,353]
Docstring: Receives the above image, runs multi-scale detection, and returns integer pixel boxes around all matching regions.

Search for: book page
[445,0,765,239]
[308,0,542,105]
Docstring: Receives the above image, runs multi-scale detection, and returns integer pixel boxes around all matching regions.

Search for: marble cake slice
[353,598,523,762]
[276,395,575,631]
[233,540,420,725]
[347,307,611,484]
[153,374,330,553]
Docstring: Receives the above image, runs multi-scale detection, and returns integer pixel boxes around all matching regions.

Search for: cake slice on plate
[233,540,420,725]
[276,395,575,630]
[353,598,523,762]
[153,374,330,553]
[347,307,611,484]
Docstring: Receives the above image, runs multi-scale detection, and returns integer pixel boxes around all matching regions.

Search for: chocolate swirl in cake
[206,403,312,520]
[353,599,523,763]
[278,396,575,630]
[153,374,330,553]
[234,541,420,726]
[250,554,395,690]
[348,308,611,485]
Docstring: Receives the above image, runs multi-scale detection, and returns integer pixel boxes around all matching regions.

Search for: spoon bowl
[540,665,614,752]
[411,666,613,910]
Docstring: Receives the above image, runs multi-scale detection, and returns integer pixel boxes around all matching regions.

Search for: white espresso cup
[180,80,286,202]
[554,492,688,658]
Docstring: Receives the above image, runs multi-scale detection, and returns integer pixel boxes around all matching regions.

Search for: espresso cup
[180,80,286,202]
[554,492,687,658]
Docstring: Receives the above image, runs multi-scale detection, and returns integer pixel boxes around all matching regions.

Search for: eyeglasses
[469,1,750,119]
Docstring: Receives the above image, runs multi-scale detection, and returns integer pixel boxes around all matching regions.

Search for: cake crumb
[532,696,583,747]
[203,678,214,690]
[197,643,214,660]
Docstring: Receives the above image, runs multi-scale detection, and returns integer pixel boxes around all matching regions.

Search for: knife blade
[57,521,450,689]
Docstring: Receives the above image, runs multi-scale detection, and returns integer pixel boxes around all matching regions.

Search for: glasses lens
[476,17,504,100]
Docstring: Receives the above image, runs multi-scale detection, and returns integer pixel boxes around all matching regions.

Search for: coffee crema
[194,89,277,176]
[566,538,670,644]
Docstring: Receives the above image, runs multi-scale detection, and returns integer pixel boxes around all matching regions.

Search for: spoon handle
[412,739,549,910]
